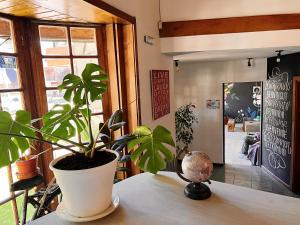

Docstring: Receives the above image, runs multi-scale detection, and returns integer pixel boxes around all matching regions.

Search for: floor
[211,164,300,198]
[225,124,250,166]
[222,124,300,198]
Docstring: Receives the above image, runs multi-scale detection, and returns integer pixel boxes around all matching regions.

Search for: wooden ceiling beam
[159,14,300,38]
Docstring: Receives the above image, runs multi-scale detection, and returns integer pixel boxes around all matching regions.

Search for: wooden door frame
[292,76,300,192]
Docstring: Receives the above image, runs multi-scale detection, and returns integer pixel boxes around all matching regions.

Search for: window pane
[0,92,23,115]
[73,58,98,75]
[0,18,14,53]
[70,28,97,56]
[39,26,69,56]
[90,99,103,114]
[0,56,19,89]
[91,114,104,136]
[46,90,68,110]
[43,58,71,87]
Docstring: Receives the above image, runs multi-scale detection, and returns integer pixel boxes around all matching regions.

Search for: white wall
[161,0,300,21]
[175,59,267,163]
[161,29,300,54]
[102,0,175,138]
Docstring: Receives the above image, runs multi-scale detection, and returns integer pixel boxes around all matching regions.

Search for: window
[0,16,139,225]
[0,17,28,225]
[38,25,104,159]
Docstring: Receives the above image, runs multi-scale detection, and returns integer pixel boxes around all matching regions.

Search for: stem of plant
[90,119,109,158]
[85,92,94,149]
[0,132,78,153]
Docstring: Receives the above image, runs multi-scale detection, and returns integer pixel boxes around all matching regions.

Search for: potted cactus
[0,63,175,219]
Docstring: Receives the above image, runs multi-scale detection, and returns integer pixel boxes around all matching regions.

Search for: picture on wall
[206,99,220,109]
[150,70,170,120]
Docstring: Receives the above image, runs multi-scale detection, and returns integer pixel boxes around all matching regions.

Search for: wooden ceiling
[0,0,134,24]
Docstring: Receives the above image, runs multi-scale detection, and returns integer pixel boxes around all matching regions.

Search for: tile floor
[225,124,250,166]
[222,123,299,198]
[211,164,300,198]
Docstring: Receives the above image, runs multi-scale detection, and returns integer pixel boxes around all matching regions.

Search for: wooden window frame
[0,4,141,222]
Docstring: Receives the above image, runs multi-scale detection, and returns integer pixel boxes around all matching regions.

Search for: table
[28,172,300,225]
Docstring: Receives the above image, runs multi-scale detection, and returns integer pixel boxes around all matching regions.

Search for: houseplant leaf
[58,63,108,104]
[41,104,87,142]
[0,110,35,168]
[128,125,175,174]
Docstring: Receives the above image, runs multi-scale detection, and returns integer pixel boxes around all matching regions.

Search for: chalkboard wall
[263,53,300,185]
[224,82,261,121]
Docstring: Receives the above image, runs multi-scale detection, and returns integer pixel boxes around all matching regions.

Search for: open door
[292,77,300,192]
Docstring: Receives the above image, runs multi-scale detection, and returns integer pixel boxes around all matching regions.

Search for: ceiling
[0,0,130,24]
[173,47,300,62]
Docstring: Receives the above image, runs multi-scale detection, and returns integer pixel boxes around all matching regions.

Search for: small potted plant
[0,63,175,219]
[175,104,198,152]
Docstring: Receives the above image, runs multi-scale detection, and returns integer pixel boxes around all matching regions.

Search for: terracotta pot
[50,150,119,218]
[16,156,38,180]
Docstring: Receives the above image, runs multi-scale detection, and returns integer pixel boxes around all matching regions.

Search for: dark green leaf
[58,63,108,104]
[41,104,87,142]
[0,110,36,168]
[128,125,175,174]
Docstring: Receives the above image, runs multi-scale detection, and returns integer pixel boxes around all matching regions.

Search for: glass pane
[0,18,14,53]
[0,92,23,115]
[90,99,103,114]
[46,90,68,110]
[70,27,97,56]
[39,26,69,56]
[91,114,104,136]
[73,58,98,75]
[43,58,71,87]
[0,56,19,89]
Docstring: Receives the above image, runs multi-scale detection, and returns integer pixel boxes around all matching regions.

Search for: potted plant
[0,63,175,218]
[175,104,198,152]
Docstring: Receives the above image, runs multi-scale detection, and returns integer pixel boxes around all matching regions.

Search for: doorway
[223,81,263,166]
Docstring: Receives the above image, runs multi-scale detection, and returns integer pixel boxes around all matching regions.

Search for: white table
[29,172,300,225]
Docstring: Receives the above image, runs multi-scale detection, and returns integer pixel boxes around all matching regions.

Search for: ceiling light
[174,60,180,72]
[276,50,283,63]
[247,58,253,67]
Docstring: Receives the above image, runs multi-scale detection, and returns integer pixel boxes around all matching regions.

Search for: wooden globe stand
[176,147,212,200]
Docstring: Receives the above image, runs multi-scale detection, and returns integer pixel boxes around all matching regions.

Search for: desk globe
[177,149,213,200]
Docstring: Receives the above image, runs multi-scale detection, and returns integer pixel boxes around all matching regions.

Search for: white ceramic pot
[50,150,119,218]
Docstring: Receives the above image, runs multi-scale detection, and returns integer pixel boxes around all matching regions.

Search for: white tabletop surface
[28,171,300,225]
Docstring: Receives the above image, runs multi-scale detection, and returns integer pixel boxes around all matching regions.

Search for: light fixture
[276,50,283,63]
[247,58,253,67]
[175,60,180,72]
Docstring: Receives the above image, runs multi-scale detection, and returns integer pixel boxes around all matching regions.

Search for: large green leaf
[41,104,87,142]
[58,63,108,104]
[128,125,175,174]
[0,110,35,168]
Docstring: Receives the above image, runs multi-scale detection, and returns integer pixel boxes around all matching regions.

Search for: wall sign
[206,100,220,109]
[150,70,170,120]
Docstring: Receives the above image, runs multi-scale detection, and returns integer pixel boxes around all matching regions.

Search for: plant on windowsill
[0,63,175,219]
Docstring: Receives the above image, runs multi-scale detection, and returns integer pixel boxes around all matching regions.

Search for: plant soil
[54,151,116,170]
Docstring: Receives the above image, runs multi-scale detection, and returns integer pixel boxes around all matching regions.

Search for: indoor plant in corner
[0,63,175,219]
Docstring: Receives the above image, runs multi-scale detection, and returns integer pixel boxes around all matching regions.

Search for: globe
[181,151,213,183]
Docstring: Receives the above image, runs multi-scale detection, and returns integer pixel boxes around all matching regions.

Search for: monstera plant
[0,63,175,219]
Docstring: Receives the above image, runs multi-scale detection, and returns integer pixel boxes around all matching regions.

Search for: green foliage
[41,104,87,142]
[0,63,176,175]
[0,111,35,167]
[58,63,108,104]
[128,126,175,174]
[175,104,198,149]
